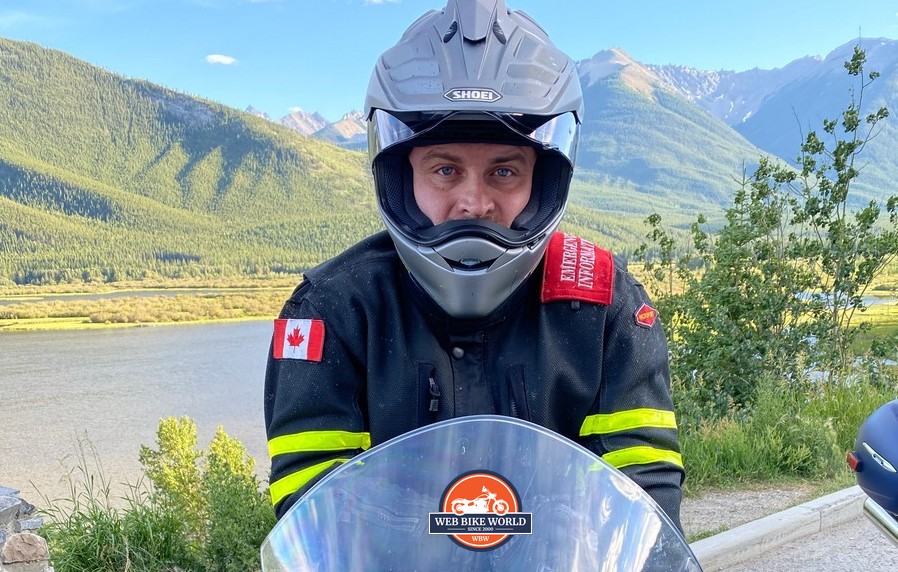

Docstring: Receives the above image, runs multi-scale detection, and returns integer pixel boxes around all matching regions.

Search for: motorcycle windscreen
[261,415,701,572]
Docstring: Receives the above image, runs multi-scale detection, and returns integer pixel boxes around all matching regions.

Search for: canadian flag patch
[272,319,325,361]
[541,232,614,305]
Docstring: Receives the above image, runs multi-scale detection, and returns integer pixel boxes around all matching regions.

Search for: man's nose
[455,178,494,220]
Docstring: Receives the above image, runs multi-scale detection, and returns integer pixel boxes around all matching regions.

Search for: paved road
[725,512,898,572]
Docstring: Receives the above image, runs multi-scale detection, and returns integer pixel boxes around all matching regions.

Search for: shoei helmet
[848,399,898,516]
[365,0,583,318]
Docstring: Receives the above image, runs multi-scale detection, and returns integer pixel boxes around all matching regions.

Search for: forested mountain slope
[0,37,380,283]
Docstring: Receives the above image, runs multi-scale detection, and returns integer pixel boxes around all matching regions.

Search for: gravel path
[681,483,818,540]
[724,513,898,572]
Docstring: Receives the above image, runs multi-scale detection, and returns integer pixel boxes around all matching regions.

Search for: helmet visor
[368,109,580,167]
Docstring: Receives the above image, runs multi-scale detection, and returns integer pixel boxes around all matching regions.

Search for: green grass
[678,375,895,494]
[41,420,275,572]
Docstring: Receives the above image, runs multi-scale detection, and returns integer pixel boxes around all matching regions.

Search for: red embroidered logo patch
[634,304,659,328]
[541,232,614,305]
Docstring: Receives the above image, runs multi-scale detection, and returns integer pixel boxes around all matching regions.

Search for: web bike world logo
[429,471,532,550]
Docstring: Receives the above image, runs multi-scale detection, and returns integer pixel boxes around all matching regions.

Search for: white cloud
[205,54,237,65]
[365,0,399,4]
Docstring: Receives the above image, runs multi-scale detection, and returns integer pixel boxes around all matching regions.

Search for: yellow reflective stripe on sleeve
[602,446,684,469]
[268,430,371,459]
[269,458,348,506]
[579,408,677,437]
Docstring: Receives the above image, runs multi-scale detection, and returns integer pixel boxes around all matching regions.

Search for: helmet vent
[443,20,458,43]
[492,21,507,44]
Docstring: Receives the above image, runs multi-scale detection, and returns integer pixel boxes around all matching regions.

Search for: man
[264,0,685,529]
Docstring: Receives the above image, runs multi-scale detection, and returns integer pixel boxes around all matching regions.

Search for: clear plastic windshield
[262,415,702,572]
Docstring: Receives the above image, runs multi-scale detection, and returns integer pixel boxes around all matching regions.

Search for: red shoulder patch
[541,232,614,305]
[634,304,659,328]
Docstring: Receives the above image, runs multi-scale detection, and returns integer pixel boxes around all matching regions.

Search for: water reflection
[0,321,273,505]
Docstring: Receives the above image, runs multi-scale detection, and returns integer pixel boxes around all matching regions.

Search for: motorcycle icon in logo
[451,486,510,516]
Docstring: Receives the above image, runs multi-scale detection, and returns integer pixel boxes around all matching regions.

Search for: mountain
[262,107,367,150]
[1,35,897,285]
[646,38,898,206]
[646,56,823,126]
[572,49,765,217]
[278,108,329,136]
[312,110,367,150]
[0,37,382,285]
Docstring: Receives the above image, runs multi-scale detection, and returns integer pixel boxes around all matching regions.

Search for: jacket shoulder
[288,231,400,302]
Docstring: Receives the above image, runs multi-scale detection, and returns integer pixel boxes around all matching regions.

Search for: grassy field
[2,274,896,336]
[0,278,298,331]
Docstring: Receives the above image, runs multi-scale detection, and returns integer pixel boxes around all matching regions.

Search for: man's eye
[438,166,455,176]
[495,167,513,177]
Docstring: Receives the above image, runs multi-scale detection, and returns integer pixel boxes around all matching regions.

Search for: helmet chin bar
[432,236,519,269]
[389,224,552,319]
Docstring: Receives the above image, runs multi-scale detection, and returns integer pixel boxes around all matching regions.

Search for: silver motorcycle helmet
[365,0,583,319]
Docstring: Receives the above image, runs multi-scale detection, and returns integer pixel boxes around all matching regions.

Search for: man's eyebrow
[417,148,533,164]
[417,149,464,163]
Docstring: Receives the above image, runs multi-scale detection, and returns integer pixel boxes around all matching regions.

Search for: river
[0,321,273,506]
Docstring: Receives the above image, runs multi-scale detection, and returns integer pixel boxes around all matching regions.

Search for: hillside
[574,50,765,219]
[2,35,896,285]
[0,37,382,284]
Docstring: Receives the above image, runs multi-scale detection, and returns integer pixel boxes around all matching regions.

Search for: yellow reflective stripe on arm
[268,430,371,459]
[579,408,677,437]
[269,458,348,506]
[602,446,684,469]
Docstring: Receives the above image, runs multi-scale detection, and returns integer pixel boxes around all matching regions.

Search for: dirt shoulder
[682,482,819,541]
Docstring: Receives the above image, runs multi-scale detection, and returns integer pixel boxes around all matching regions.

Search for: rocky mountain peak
[278,108,328,137]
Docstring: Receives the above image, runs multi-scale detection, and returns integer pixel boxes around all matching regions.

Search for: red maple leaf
[287,327,304,348]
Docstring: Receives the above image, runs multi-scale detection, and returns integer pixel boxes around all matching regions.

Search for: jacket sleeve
[263,283,369,519]
[579,270,685,531]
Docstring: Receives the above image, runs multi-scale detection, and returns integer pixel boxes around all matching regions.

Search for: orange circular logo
[432,471,528,550]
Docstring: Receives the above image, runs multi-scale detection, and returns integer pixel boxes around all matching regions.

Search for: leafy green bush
[41,441,198,572]
[202,427,276,572]
[43,418,276,572]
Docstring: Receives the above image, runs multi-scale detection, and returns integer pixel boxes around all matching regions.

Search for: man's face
[408,142,537,228]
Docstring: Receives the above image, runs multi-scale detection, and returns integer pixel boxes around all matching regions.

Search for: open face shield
[368,109,580,169]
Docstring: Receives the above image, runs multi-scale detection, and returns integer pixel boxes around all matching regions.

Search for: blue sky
[2,0,897,122]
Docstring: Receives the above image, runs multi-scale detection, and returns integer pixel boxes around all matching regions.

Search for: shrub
[680,376,861,491]
[43,419,276,572]
[41,440,199,572]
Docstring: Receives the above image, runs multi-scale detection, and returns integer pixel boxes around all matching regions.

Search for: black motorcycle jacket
[264,231,685,527]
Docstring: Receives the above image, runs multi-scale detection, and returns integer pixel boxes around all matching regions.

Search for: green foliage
[40,440,199,572]
[138,417,277,572]
[44,419,276,572]
[636,46,898,414]
[203,428,276,572]
[679,376,891,491]
[139,417,205,546]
